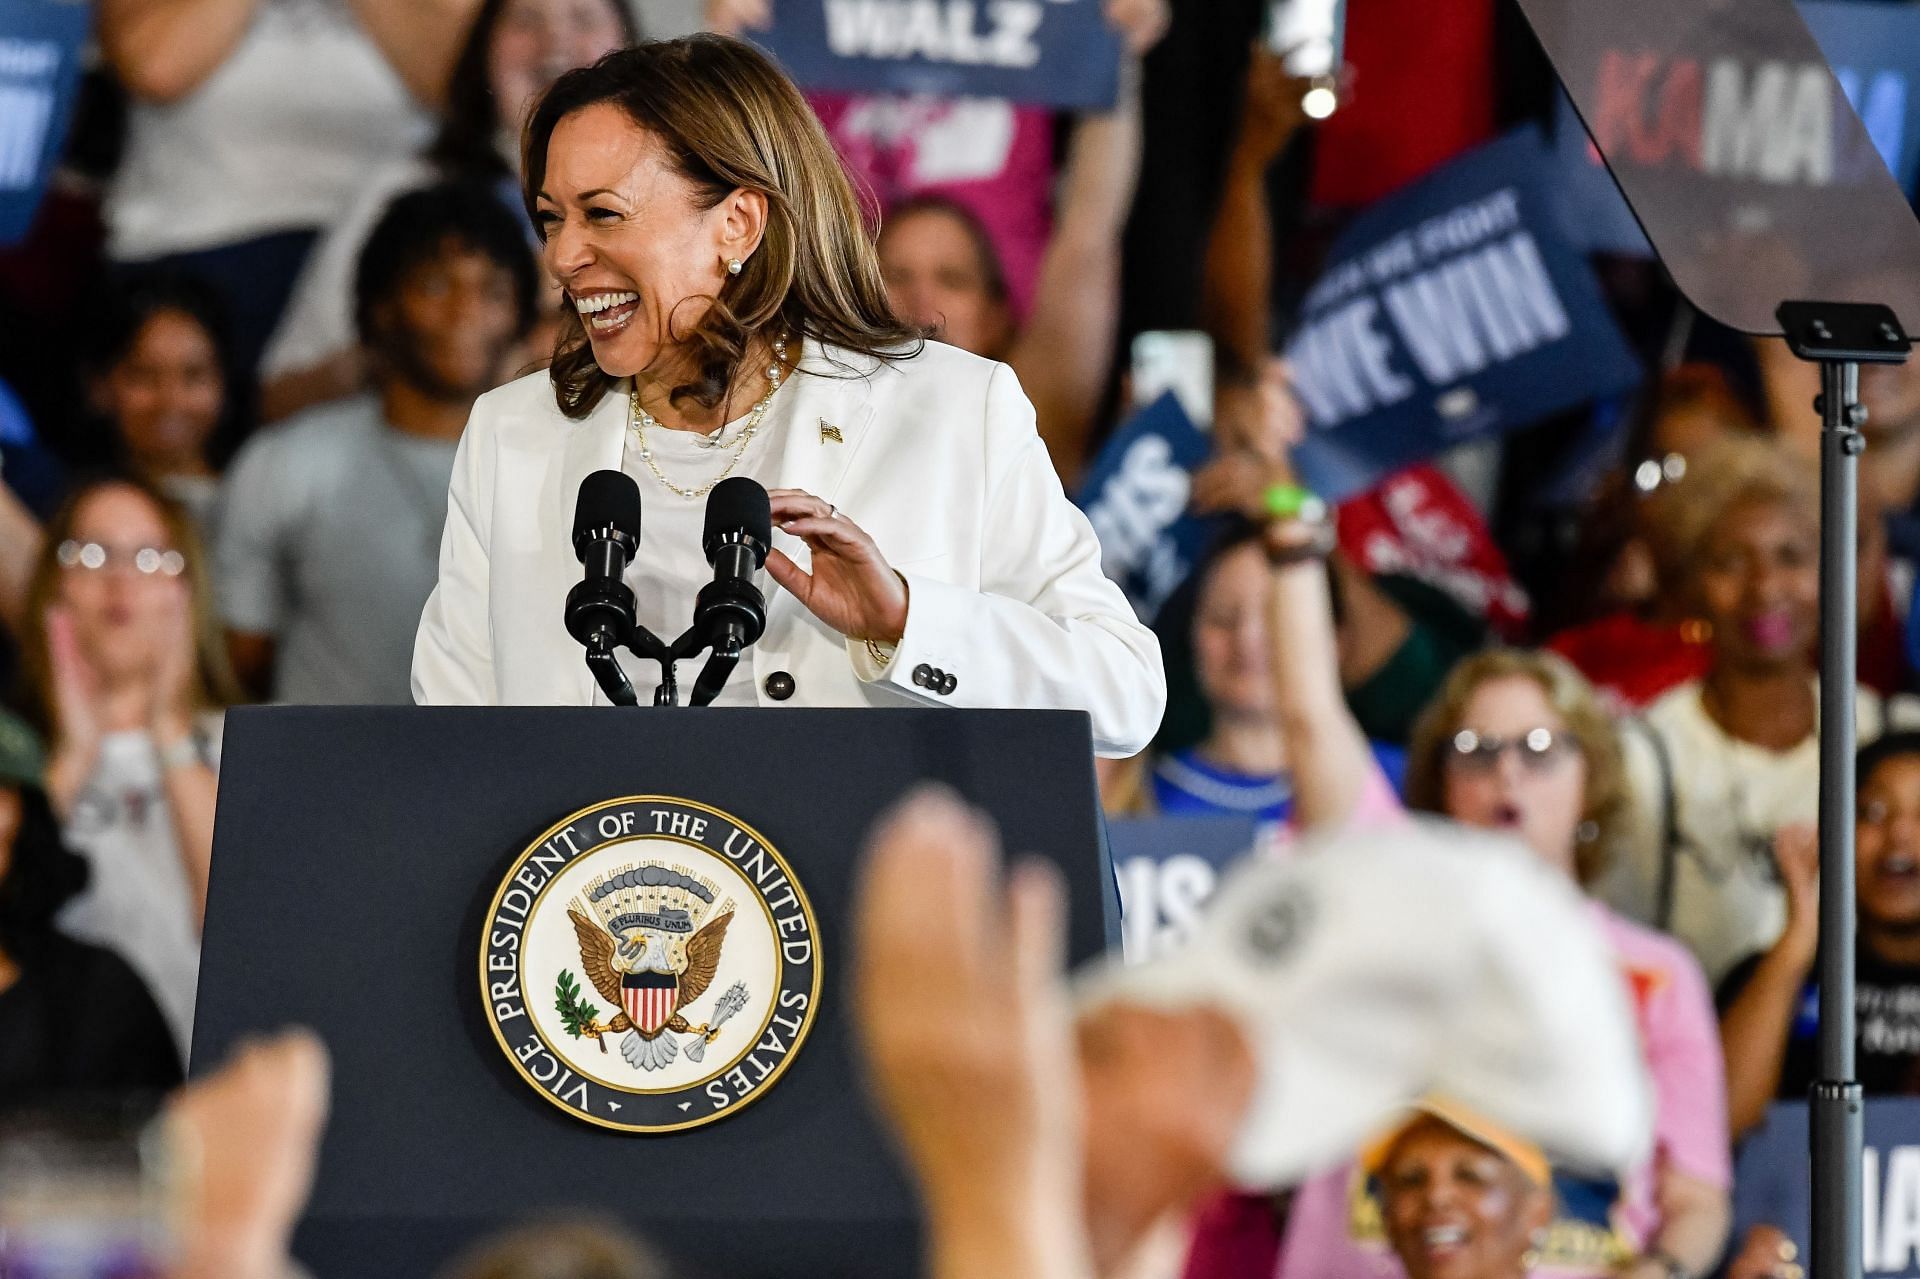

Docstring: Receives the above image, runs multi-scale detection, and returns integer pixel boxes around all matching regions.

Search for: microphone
[695,477,771,659]
[565,469,640,655]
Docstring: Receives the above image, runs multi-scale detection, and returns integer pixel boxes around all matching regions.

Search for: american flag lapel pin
[819,420,843,444]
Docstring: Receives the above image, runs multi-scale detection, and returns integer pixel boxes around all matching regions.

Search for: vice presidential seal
[479,796,821,1133]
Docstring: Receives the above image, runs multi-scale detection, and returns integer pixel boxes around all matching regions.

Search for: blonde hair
[1645,433,1817,591]
[20,475,241,734]
[1405,648,1626,885]
[522,36,920,419]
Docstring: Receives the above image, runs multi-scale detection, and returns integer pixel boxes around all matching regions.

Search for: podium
[191,706,1117,1279]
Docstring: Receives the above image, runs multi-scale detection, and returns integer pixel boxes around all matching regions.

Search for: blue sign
[1077,392,1219,623]
[1284,129,1643,504]
[0,0,89,247]
[1109,816,1260,962]
[1801,0,1920,195]
[1733,1100,1920,1275]
[755,0,1122,109]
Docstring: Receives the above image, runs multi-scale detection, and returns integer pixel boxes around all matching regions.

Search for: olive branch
[554,969,602,1040]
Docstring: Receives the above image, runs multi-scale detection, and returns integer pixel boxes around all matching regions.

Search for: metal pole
[1812,358,1865,1279]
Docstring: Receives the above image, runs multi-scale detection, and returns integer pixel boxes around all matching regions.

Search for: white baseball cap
[1075,819,1653,1189]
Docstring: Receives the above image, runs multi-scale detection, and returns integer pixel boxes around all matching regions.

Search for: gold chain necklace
[627,335,788,500]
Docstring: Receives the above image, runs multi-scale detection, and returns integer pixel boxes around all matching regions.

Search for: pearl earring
[727,257,743,275]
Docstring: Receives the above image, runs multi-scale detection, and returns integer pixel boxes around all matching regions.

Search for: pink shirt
[1183,903,1731,1279]
[809,92,1054,317]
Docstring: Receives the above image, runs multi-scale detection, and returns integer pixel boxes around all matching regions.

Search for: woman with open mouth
[411,36,1163,757]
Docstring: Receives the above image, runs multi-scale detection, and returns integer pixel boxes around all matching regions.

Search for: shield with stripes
[622,970,679,1034]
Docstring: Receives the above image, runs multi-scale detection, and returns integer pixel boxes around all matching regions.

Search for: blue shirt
[1149,742,1408,824]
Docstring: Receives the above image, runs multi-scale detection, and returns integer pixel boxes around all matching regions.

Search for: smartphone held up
[1267,0,1346,119]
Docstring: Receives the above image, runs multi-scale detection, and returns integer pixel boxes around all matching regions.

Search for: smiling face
[100,309,224,474]
[536,103,763,383]
[488,0,629,133]
[1859,753,1920,936]
[1380,1118,1550,1279]
[1693,495,1819,674]
[878,206,1011,357]
[1440,675,1588,878]
[1192,543,1275,722]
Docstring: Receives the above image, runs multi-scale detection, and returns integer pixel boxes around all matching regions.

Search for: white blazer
[411,339,1166,757]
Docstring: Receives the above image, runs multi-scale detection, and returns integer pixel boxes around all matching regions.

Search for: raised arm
[1201,49,1311,379]
[1007,69,1143,485]
[98,0,261,104]
[1719,825,1820,1138]
[345,0,485,110]
[0,480,40,634]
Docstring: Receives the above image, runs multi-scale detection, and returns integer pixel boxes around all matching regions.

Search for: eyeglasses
[1445,728,1581,773]
[56,540,187,578]
[1632,451,1688,494]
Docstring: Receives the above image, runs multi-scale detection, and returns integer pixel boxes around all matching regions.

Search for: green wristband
[1262,482,1327,523]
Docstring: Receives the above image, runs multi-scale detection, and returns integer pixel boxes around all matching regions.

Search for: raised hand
[765,489,909,644]
[1772,823,1820,973]
[853,789,1088,1278]
[704,0,771,35]
[44,605,103,766]
[1102,0,1169,56]
[148,582,200,742]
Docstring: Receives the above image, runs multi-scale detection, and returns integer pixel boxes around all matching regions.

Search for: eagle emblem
[563,863,750,1072]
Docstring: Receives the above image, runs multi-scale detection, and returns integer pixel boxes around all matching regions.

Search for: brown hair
[1404,648,1627,885]
[522,35,922,419]
[20,475,242,733]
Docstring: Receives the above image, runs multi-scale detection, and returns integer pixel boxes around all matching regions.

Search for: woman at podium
[411,35,1164,757]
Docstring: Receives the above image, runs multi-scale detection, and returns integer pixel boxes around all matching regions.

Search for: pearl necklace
[627,334,788,500]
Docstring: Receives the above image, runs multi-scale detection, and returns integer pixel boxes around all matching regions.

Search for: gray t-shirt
[216,396,457,704]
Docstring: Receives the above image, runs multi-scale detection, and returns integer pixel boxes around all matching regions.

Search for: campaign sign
[1077,393,1220,623]
[1800,0,1920,195]
[755,0,1122,109]
[1284,129,1643,504]
[0,0,88,247]
[1733,1099,1920,1275]
[1109,816,1260,963]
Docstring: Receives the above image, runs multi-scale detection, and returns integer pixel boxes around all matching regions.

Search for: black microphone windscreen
[574,470,641,547]
[705,477,772,547]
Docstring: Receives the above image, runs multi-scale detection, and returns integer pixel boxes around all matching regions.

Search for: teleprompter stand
[1778,301,1912,1279]
[1509,0,1920,1269]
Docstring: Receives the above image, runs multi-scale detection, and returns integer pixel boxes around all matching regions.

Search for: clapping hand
[765,490,910,644]
[44,605,103,767]
[148,583,199,742]
[1771,824,1820,973]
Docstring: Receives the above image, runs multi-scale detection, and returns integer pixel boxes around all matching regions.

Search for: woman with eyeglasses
[1175,661,1731,1274]
[1597,434,1920,992]
[17,475,242,1058]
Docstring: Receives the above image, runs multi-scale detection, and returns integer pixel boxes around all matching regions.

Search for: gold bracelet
[865,637,895,667]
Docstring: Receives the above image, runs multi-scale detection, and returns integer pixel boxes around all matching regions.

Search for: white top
[1601,679,1920,984]
[260,154,437,376]
[615,391,785,707]
[411,339,1165,756]
[107,0,429,261]
[56,715,224,1061]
